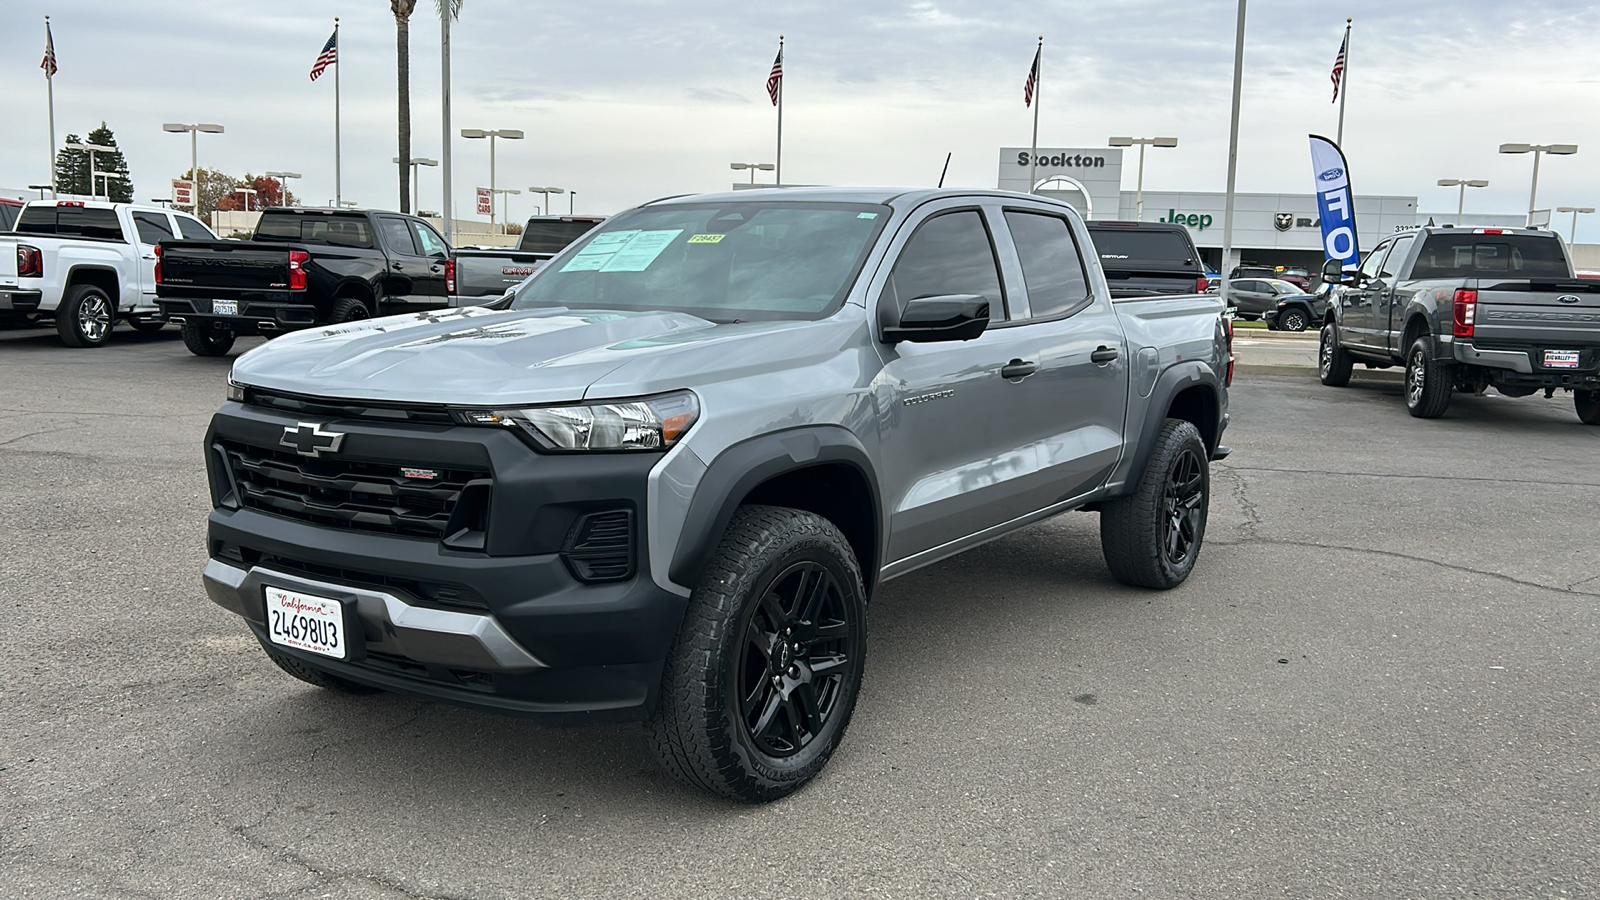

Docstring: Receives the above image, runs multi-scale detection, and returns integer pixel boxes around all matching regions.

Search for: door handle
[1000,359,1038,380]
[392,262,403,271]
[1091,346,1120,364]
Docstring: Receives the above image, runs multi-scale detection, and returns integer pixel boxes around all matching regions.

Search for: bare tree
[391,0,418,213]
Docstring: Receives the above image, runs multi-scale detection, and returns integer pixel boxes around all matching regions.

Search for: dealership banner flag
[1308,134,1359,270]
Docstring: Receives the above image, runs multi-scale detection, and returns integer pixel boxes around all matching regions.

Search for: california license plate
[213,299,238,315]
[1544,349,1580,369]
[265,586,348,659]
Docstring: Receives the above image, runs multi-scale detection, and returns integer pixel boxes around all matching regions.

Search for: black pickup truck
[451,215,604,301]
[157,208,455,356]
[1086,221,1209,299]
[1319,225,1600,423]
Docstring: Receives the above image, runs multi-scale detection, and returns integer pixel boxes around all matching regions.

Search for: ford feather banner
[1308,134,1360,269]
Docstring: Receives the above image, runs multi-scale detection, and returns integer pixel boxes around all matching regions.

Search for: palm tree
[391,0,418,213]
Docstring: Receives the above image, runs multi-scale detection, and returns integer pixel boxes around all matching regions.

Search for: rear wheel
[1100,419,1209,590]
[330,297,371,324]
[1404,335,1453,418]
[1576,389,1600,425]
[1319,324,1353,386]
[55,284,115,347]
[181,320,236,357]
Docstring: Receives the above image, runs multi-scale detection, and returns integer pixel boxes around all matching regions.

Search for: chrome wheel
[1407,346,1427,408]
[1161,447,1205,566]
[1319,329,1333,378]
[78,294,112,343]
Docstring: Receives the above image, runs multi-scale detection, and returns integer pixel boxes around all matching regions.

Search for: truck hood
[229,306,723,405]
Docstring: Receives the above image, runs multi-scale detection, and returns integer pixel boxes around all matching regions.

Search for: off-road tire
[647,505,867,803]
[1100,419,1210,590]
[330,297,371,324]
[1404,335,1453,418]
[260,644,381,695]
[181,320,235,357]
[1280,308,1309,332]
[129,319,166,333]
[1576,389,1600,425]
[1319,323,1353,387]
[55,284,115,348]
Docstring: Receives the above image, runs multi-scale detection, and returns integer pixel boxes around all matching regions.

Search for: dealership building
[1000,147,1526,272]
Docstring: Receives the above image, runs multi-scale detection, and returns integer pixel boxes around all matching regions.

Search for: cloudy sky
[3,0,1597,230]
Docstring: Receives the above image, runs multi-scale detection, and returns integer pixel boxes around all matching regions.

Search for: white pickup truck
[0,200,217,347]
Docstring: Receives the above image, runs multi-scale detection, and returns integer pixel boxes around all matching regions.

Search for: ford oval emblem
[1557,294,1581,304]
[1318,167,1344,182]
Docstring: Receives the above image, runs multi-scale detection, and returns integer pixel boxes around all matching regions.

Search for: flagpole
[45,16,57,193]
[334,17,342,206]
[1220,0,1247,293]
[1029,36,1041,194]
[776,35,784,187]
[1336,18,1350,146]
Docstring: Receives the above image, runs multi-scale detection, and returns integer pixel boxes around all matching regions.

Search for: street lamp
[527,186,564,215]
[91,170,126,199]
[1557,206,1595,243]
[265,171,301,208]
[461,128,523,233]
[493,188,520,234]
[1437,178,1489,225]
[1499,143,1578,226]
[393,157,438,214]
[64,140,115,197]
[162,123,225,211]
[729,162,775,185]
[1108,136,1178,222]
[233,186,258,212]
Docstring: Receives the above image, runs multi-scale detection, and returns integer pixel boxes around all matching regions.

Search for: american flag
[309,30,338,82]
[1330,34,1346,102]
[766,46,783,106]
[41,21,57,77]
[1024,46,1040,107]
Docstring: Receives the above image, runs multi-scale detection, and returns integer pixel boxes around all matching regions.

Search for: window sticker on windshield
[599,229,684,272]
[687,233,726,244]
[857,212,878,219]
[559,229,640,272]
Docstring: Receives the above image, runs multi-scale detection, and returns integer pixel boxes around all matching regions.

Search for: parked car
[157,207,455,356]
[1226,277,1307,321]
[452,215,604,302]
[0,197,23,232]
[1273,265,1313,290]
[1202,261,1221,293]
[201,187,1233,802]
[1229,265,1277,280]
[0,200,216,345]
[1319,225,1600,422]
[1086,221,1209,298]
[1265,280,1333,332]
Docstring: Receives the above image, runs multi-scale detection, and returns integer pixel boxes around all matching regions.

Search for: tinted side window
[175,215,215,240]
[378,217,418,255]
[1380,235,1414,278]
[1004,211,1090,319]
[132,211,175,245]
[882,210,1004,318]
[411,221,450,257]
[1358,244,1390,280]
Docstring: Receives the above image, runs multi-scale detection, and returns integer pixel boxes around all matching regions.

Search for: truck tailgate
[0,238,16,283]
[1473,280,1600,348]
[159,241,291,292]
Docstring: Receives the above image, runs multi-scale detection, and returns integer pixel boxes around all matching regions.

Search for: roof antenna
[937,152,952,188]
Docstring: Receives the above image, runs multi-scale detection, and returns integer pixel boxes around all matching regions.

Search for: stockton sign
[1016,152,1107,168]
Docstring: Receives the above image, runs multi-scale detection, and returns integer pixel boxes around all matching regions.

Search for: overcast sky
[3,0,1598,228]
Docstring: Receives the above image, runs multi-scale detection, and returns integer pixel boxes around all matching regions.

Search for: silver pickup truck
[199,187,1232,801]
[1318,225,1600,422]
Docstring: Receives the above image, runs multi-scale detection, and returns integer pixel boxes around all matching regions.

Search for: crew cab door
[130,211,177,310]
[1371,233,1414,355]
[375,215,436,314]
[1339,239,1392,351]
[407,219,452,308]
[872,202,1043,565]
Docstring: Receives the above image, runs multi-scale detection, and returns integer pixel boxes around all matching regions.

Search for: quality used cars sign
[1309,134,1360,270]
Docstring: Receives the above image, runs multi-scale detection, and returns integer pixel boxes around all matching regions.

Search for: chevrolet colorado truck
[0,200,216,345]
[1318,225,1600,422]
[157,207,455,357]
[200,188,1233,801]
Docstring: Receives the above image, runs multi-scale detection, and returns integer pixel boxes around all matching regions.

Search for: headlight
[226,376,246,402]
[458,391,699,451]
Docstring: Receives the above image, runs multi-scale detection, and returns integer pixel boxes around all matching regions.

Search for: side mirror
[883,294,990,343]
[1320,258,1347,283]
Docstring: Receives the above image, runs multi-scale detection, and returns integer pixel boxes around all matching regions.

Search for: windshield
[1410,233,1569,279]
[509,201,889,322]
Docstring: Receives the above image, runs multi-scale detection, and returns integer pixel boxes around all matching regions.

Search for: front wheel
[1404,335,1453,418]
[1319,324,1353,386]
[55,284,115,347]
[181,320,236,357]
[648,505,866,802]
[1279,308,1309,332]
[1099,419,1210,590]
[1576,389,1600,425]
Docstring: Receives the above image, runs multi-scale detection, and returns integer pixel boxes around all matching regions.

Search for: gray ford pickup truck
[1319,225,1600,422]
[200,188,1233,801]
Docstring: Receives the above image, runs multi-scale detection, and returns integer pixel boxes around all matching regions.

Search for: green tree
[54,124,133,201]
[53,133,90,196]
[392,0,418,214]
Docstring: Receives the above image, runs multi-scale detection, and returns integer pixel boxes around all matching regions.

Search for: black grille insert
[218,439,490,541]
[562,510,634,582]
[245,389,457,425]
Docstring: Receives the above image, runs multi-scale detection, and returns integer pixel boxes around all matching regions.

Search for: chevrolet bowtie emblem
[280,422,346,458]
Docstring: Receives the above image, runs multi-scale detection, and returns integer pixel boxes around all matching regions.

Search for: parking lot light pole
[528,186,564,215]
[265,171,301,207]
[461,128,523,234]
[64,140,115,197]
[729,162,775,185]
[1557,206,1594,244]
[1499,143,1578,226]
[162,123,224,211]
[1437,178,1488,225]
[1107,137,1177,222]
[393,157,438,214]
[493,188,521,234]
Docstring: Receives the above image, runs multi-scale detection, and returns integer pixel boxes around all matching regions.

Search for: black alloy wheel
[735,560,856,758]
[1280,309,1308,332]
[1161,445,1206,569]
[1099,418,1210,589]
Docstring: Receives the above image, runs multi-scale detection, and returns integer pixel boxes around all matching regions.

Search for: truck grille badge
[279,422,346,458]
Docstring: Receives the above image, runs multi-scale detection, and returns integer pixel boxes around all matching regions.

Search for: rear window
[1411,233,1569,279]
[518,219,603,254]
[1088,228,1196,267]
[0,202,20,232]
[254,213,373,249]
[15,205,125,241]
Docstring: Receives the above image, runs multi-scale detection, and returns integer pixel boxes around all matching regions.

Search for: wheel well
[741,463,878,586]
[333,283,373,312]
[1166,385,1219,451]
[1402,314,1430,350]
[64,267,119,303]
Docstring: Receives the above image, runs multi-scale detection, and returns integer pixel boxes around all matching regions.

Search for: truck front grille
[218,439,490,542]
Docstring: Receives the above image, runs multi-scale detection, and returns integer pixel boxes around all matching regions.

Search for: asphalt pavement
[2,323,1595,899]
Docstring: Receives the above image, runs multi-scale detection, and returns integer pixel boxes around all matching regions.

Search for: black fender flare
[1120,361,1224,491]
[669,425,884,594]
